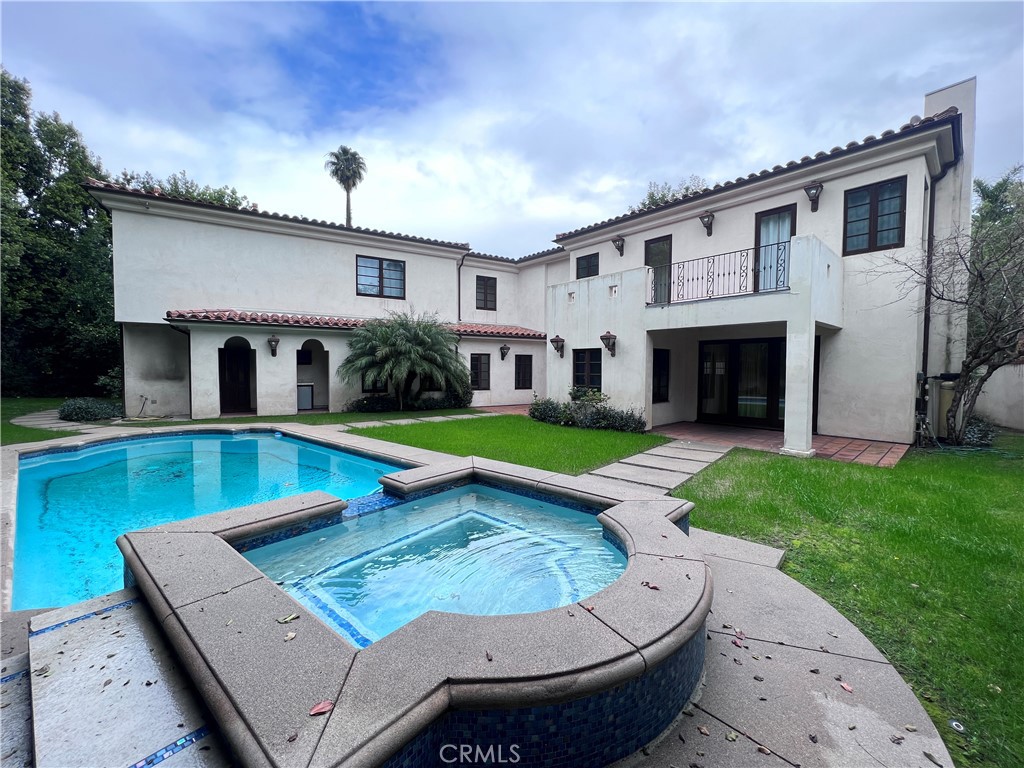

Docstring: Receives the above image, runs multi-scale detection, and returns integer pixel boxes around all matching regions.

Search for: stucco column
[781,321,816,457]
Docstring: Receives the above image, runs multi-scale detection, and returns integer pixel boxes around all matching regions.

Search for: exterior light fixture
[611,235,625,256]
[698,211,715,237]
[267,334,281,357]
[600,330,617,357]
[804,181,824,212]
[499,343,511,361]
[550,335,565,358]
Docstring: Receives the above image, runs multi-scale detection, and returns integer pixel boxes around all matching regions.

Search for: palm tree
[324,145,367,227]
[338,312,471,411]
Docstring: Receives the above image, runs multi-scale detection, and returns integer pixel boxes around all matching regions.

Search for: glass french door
[698,338,787,429]
[755,204,796,292]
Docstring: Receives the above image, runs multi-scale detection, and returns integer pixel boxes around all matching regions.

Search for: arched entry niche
[219,336,256,414]
[296,339,329,411]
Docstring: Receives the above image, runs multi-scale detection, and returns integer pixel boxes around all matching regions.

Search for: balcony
[648,241,789,305]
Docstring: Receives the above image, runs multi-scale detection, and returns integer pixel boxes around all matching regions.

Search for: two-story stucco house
[88,78,976,456]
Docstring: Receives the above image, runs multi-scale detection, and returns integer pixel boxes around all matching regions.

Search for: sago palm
[324,145,367,227]
[338,312,470,410]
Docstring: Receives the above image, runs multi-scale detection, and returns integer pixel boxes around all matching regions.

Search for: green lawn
[350,415,670,475]
[676,437,1024,768]
[0,397,77,445]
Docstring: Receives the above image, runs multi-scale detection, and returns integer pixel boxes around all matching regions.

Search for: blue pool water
[243,485,627,647]
[14,433,399,610]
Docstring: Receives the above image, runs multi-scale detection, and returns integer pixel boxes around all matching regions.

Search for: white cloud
[2,2,1021,257]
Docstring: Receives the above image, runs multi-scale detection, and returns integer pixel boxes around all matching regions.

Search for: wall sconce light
[698,211,715,237]
[267,334,281,357]
[600,330,617,357]
[550,335,565,358]
[611,235,625,257]
[499,343,510,361]
[804,181,824,212]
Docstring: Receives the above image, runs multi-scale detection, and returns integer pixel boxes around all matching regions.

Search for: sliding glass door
[698,337,803,429]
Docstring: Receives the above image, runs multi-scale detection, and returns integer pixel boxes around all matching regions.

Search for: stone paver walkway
[589,439,728,491]
[656,421,910,467]
[8,409,116,435]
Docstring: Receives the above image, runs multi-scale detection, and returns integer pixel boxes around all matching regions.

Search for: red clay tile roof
[85,179,471,251]
[555,107,962,242]
[164,310,546,339]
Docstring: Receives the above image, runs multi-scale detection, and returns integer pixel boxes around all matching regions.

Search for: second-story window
[576,253,599,279]
[843,177,907,255]
[476,275,497,310]
[357,256,405,298]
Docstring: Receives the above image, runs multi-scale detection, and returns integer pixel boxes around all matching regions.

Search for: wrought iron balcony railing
[648,241,790,304]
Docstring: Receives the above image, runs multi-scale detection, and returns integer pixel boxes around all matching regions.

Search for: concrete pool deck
[1,423,952,768]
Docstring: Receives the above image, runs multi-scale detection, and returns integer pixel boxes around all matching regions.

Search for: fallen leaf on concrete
[733,658,743,665]
[284,632,296,643]
[225,619,233,627]
[102,679,112,688]
[809,668,820,674]
[757,746,772,755]
[848,725,857,730]
[732,639,744,648]
[890,735,905,745]
[758,697,767,702]
[584,605,595,612]
[486,651,493,662]
[752,655,760,660]
[309,701,334,716]
[923,751,943,767]
[277,613,300,624]
[734,630,746,641]
[809,734,818,744]
[567,609,575,617]
[834,675,843,681]
[840,682,854,693]
[287,732,298,743]
[678,733,686,742]
[697,725,710,736]
[827,630,839,638]
[725,732,738,742]
[765,655,772,660]
[753,675,764,682]
[722,624,733,629]
[905,724,917,732]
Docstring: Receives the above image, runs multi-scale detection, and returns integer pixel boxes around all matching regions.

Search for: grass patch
[1,398,78,445]
[677,436,1024,768]
[349,415,669,475]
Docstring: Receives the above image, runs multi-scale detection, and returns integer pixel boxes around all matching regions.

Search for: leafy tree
[338,312,470,411]
[902,166,1024,443]
[628,175,708,213]
[324,145,366,227]
[113,169,249,208]
[1,68,118,397]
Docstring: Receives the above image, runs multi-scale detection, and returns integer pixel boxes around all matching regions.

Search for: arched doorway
[296,339,329,411]
[219,336,256,414]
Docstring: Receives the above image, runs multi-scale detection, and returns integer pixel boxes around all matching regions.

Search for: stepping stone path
[588,439,729,491]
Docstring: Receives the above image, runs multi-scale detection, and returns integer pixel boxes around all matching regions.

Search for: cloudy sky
[3,2,1021,257]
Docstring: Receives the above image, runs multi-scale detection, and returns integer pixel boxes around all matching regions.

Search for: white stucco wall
[460,339,546,407]
[122,323,191,417]
[975,364,1024,430]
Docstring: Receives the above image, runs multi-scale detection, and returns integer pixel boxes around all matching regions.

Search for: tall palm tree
[338,312,471,411]
[324,145,367,227]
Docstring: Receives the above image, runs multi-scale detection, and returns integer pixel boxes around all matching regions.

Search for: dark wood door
[219,346,253,413]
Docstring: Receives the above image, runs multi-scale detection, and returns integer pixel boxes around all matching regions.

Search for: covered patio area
[654,421,910,467]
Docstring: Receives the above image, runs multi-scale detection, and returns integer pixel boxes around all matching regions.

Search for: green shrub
[529,391,646,433]
[58,397,123,422]
[346,395,401,413]
[95,366,123,399]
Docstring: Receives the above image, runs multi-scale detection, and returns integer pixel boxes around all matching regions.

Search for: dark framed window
[645,235,672,304]
[476,275,497,310]
[652,348,670,403]
[573,348,602,390]
[470,353,490,390]
[361,372,388,394]
[514,355,533,389]
[357,255,406,298]
[576,253,599,279]
[843,177,907,255]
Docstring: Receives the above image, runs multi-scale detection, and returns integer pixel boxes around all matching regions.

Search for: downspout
[920,116,964,412]
[456,252,469,321]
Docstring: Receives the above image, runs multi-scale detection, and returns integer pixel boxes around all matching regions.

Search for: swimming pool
[243,484,627,647]
[14,432,400,609]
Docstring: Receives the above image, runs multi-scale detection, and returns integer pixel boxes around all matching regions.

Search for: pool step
[26,588,233,768]
[1,652,34,767]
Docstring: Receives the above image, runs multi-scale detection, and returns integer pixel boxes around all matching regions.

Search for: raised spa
[13,431,399,609]
[242,484,627,646]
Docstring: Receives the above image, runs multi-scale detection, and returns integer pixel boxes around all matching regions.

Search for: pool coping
[112,448,710,767]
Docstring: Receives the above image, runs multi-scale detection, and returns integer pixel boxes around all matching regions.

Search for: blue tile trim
[29,598,139,637]
[1,669,29,684]
[129,725,210,768]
